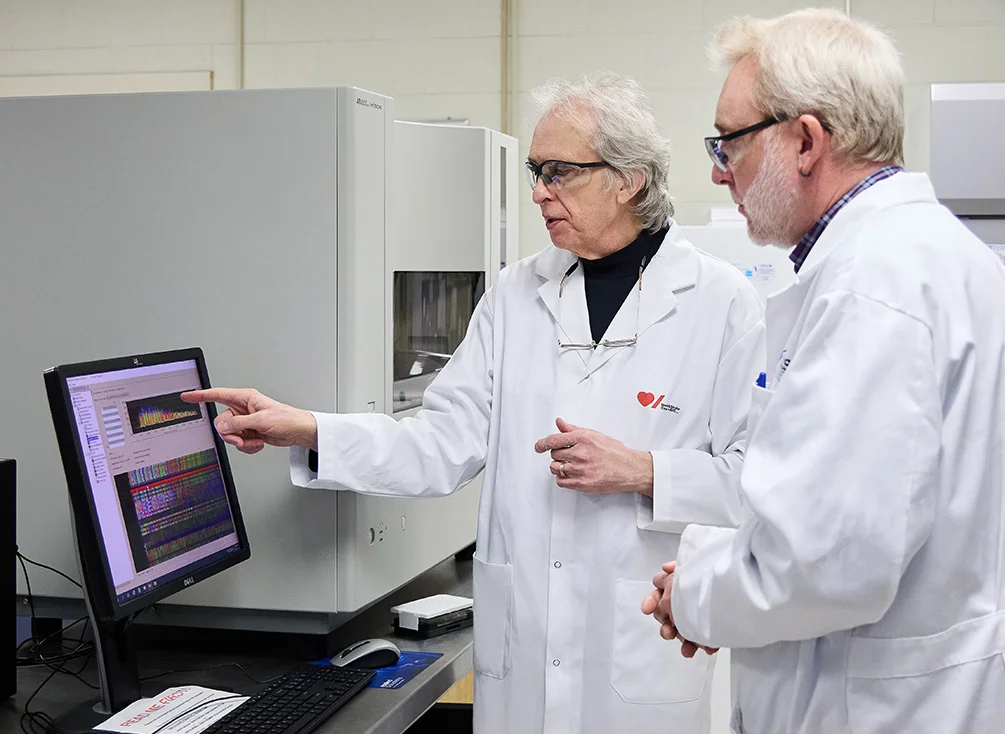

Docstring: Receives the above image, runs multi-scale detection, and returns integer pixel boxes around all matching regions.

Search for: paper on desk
[95,686,248,734]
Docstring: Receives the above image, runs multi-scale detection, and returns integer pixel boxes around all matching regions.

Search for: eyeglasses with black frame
[525,159,610,191]
[704,117,781,172]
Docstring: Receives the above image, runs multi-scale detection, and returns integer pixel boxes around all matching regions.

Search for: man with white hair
[184,73,764,733]
[643,8,1005,733]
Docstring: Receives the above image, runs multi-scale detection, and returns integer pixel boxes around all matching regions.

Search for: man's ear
[615,169,644,205]
[795,114,828,178]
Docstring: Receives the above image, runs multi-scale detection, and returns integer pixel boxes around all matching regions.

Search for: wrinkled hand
[181,387,317,454]
[641,561,719,658]
[642,561,680,642]
[533,417,653,495]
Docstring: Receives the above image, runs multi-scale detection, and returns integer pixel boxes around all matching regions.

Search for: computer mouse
[330,638,401,669]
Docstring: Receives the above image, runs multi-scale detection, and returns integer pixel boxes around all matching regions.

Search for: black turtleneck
[581,226,667,344]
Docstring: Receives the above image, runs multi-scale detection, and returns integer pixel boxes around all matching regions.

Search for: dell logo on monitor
[183,576,195,587]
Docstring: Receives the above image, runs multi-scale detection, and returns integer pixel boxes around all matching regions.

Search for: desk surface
[3,557,473,734]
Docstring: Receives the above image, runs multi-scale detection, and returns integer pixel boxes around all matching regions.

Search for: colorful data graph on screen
[126,392,202,434]
[114,448,236,570]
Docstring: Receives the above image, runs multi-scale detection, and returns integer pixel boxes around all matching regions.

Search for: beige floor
[437,670,473,704]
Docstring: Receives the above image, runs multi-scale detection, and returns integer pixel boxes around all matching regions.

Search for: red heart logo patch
[637,392,655,407]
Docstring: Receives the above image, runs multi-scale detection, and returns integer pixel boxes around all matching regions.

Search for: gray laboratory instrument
[0,87,517,636]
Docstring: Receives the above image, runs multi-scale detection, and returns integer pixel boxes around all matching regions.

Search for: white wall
[1,0,1003,256]
[514,0,1005,253]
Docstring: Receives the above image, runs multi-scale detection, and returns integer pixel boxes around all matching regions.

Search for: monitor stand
[55,611,142,733]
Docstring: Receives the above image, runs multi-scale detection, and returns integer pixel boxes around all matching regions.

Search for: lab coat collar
[796,172,938,279]
[535,247,585,366]
[630,221,698,334]
[763,173,938,385]
[535,221,698,374]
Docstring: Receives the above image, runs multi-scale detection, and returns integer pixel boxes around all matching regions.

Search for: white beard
[742,134,800,248]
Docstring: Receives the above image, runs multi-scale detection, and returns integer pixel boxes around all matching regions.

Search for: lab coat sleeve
[289,286,496,498]
[670,290,940,649]
[639,283,765,533]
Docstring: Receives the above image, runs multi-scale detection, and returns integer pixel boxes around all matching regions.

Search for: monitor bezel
[44,347,250,622]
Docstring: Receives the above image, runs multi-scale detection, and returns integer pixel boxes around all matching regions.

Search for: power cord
[15,547,91,665]
[17,552,83,589]
[19,634,94,734]
[14,552,94,734]
[15,551,36,619]
[13,552,282,733]
[17,617,92,665]
[141,662,286,687]
[15,550,94,673]
[19,663,61,734]
[14,546,83,627]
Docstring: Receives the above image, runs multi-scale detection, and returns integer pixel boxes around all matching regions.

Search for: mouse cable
[141,661,287,686]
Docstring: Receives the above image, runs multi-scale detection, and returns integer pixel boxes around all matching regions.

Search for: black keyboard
[203,664,375,734]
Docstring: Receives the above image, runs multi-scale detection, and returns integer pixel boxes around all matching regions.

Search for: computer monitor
[44,348,250,726]
[1,458,14,701]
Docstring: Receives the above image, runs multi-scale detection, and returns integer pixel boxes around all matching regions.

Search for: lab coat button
[552,659,560,667]
[553,561,562,569]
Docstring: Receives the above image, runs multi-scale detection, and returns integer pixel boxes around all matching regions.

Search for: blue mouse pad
[313,651,443,690]
[367,651,443,689]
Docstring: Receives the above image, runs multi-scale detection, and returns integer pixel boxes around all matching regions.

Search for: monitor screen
[46,350,248,618]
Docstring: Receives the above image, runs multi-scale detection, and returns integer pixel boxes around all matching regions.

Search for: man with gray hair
[184,72,764,733]
[643,9,1005,733]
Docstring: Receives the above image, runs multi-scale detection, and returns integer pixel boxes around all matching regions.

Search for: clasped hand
[641,561,718,658]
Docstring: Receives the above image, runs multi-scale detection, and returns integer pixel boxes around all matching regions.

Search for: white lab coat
[291,223,764,734]
[671,173,1005,734]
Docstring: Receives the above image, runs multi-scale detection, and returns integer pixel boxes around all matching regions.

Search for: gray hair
[532,72,674,231]
[711,8,905,166]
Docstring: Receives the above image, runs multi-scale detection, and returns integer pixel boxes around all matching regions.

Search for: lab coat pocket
[845,610,1005,733]
[747,384,774,440]
[611,579,713,705]
[472,555,513,680]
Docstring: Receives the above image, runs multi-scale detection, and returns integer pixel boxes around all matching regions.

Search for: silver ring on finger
[559,461,568,478]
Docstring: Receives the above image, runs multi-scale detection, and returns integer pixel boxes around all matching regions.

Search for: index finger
[534,433,563,454]
[181,387,252,410]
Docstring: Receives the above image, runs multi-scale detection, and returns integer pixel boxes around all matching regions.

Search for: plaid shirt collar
[789,166,904,273]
